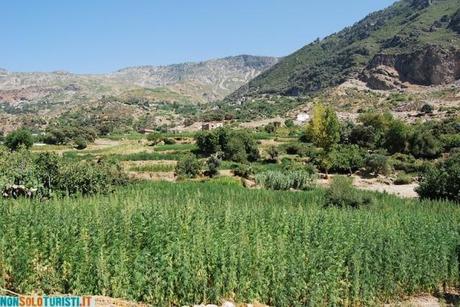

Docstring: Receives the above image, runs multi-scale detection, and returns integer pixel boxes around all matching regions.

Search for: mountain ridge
[227,0,460,100]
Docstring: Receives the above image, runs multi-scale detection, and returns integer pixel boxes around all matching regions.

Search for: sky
[1,0,396,74]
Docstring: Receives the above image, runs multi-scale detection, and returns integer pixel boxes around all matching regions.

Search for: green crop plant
[0,181,459,306]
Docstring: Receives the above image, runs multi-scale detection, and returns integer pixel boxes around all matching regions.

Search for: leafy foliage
[255,170,315,191]
[325,176,373,208]
[417,153,460,202]
[175,154,203,179]
[4,129,34,151]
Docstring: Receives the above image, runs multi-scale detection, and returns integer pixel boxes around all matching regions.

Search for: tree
[408,129,442,159]
[205,154,221,178]
[4,129,34,151]
[307,104,340,150]
[175,154,203,178]
[195,131,219,156]
[327,144,365,175]
[416,153,460,202]
[267,146,279,163]
[365,154,392,176]
[384,120,409,154]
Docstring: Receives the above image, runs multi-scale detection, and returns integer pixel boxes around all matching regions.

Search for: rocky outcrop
[449,9,460,34]
[362,65,404,90]
[364,46,460,89]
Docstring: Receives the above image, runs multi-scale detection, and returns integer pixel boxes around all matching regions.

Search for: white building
[296,113,310,123]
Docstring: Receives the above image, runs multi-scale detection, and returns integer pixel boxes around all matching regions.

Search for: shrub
[266,146,279,163]
[231,163,254,179]
[74,137,87,150]
[416,154,460,202]
[57,160,125,196]
[440,134,460,151]
[175,154,203,179]
[408,129,442,159]
[327,144,366,174]
[349,125,378,149]
[4,129,34,151]
[365,154,392,176]
[394,173,414,185]
[255,170,315,191]
[420,104,434,114]
[284,119,295,128]
[163,138,176,145]
[205,154,221,178]
[325,176,373,208]
[384,120,409,154]
[147,132,162,146]
[264,122,278,134]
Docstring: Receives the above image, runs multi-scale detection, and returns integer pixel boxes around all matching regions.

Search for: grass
[0,181,459,306]
[128,163,175,173]
[111,151,186,161]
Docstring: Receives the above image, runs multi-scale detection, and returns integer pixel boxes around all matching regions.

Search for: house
[296,113,310,123]
[202,122,224,131]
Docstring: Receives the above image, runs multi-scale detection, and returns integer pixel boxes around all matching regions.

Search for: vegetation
[4,129,34,151]
[255,170,315,191]
[0,181,459,306]
[175,154,203,179]
[325,176,373,208]
[417,153,460,202]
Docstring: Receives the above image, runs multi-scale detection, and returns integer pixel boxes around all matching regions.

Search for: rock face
[450,9,460,34]
[364,46,460,89]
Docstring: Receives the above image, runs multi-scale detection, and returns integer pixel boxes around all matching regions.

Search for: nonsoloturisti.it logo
[0,296,94,307]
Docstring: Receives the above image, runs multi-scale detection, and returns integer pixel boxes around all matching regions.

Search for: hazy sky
[1,0,396,73]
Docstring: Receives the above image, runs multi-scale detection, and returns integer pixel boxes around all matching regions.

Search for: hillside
[0,55,278,109]
[228,0,460,100]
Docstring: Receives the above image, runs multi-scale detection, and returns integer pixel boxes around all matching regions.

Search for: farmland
[1,181,459,306]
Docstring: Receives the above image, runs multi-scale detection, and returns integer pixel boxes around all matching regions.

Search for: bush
[255,170,315,191]
[175,154,203,179]
[389,153,431,174]
[4,129,34,151]
[231,163,254,179]
[147,132,162,146]
[416,154,460,202]
[57,159,126,196]
[420,104,434,114]
[0,148,126,198]
[408,129,442,159]
[74,137,87,150]
[325,176,373,208]
[284,119,295,128]
[384,120,409,154]
[266,146,279,163]
[365,154,392,176]
[326,145,366,174]
[163,138,176,145]
[349,125,378,149]
[205,154,221,178]
[195,128,260,163]
[394,173,414,185]
[440,134,460,151]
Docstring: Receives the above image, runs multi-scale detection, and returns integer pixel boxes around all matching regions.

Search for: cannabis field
[1,181,459,306]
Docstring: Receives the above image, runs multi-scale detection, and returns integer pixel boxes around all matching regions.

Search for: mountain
[228,0,460,100]
[0,55,278,109]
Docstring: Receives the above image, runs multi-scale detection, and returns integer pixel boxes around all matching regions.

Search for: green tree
[175,154,203,179]
[416,153,460,202]
[408,129,442,159]
[384,120,409,154]
[307,104,340,150]
[4,129,34,151]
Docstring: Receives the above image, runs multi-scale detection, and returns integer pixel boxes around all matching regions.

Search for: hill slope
[0,55,278,109]
[229,0,460,100]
